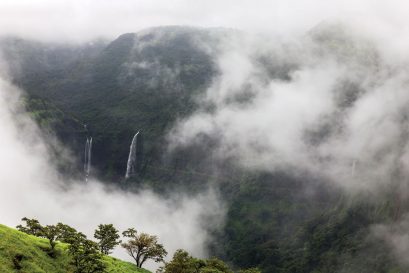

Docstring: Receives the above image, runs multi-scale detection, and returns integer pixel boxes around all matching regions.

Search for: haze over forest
[2,1,409,272]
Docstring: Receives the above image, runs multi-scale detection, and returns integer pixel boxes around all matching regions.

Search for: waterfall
[125,131,139,179]
[84,137,92,182]
[351,159,357,178]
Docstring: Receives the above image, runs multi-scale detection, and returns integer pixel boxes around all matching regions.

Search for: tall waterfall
[125,131,139,179]
[351,159,357,178]
[84,137,92,182]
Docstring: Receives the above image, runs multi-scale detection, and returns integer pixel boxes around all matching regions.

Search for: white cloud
[168,23,409,192]
[0,0,408,44]
[0,77,225,270]
[3,0,409,268]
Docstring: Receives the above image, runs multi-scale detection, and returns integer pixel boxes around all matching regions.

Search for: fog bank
[0,76,225,268]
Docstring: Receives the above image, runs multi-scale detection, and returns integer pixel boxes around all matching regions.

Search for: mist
[158,18,409,268]
[1,0,409,44]
[167,22,409,194]
[0,76,225,269]
[4,0,409,271]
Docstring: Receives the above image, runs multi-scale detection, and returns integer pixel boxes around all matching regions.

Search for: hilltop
[0,224,150,273]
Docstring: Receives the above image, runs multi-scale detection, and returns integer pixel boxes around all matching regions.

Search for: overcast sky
[0,0,408,42]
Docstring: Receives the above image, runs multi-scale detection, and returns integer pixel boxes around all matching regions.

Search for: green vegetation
[23,97,87,177]
[160,249,260,273]
[2,27,409,272]
[67,232,106,273]
[15,218,166,272]
[103,256,150,273]
[121,228,167,268]
[0,224,149,273]
[160,249,232,273]
[2,27,217,183]
[94,224,122,255]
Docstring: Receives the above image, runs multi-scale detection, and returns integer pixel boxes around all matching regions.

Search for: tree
[55,222,78,243]
[68,232,106,273]
[94,224,121,255]
[16,217,43,237]
[158,249,204,273]
[121,228,167,268]
[16,218,106,271]
[42,225,60,253]
[17,218,59,256]
[204,258,233,273]
[239,268,262,273]
[159,249,233,273]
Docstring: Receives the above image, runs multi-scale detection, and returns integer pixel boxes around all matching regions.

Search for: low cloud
[0,76,225,269]
[168,23,409,193]
[1,0,409,45]
[4,0,409,269]
[372,215,409,266]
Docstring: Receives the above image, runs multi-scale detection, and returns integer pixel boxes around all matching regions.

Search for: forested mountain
[1,26,407,273]
[1,26,224,182]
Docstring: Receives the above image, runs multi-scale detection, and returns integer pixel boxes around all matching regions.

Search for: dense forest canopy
[1,1,409,272]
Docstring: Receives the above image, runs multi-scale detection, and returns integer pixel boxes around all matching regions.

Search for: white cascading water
[351,159,357,178]
[125,131,139,179]
[84,137,92,182]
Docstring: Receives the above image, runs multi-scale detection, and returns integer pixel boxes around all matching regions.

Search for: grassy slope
[0,224,150,273]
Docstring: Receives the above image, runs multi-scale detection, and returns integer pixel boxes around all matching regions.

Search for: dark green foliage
[41,225,60,255]
[17,218,60,256]
[1,224,150,273]
[17,218,80,257]
[238,268,261,273]
[16,217,44,237]
[219,173,330,272]
[2,27,220,183]
[68,232,106,273]
[203,258,233,273]
[55,222,79,243]
[23,97,87,177]
[94,224,121,255]
[160,249,257,273]
[160,249,232,273]
[283,203,398,273]
[159,249,203,273]
[12,254,24,270]
[4,27,409,273]
[16,218,109,272]
[123,228,137,237]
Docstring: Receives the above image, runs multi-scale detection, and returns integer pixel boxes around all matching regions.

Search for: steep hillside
[0,224,150,273]
[23,96,87,177]
[2,26,409,273]
[1,26,226,182]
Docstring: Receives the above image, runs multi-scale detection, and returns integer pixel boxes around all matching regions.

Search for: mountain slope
[0,224,150,273]
[2,25,409,273]
[1,26,226,181]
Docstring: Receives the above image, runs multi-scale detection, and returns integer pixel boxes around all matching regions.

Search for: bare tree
[121,228,167,268]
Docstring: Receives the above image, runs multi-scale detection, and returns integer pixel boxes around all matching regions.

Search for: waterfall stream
[84,137,92,182]
[125,131,139,179]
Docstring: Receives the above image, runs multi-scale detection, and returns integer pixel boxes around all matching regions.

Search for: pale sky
[0,0,408,42]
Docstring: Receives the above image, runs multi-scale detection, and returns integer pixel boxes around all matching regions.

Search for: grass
[0,224,150,273]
